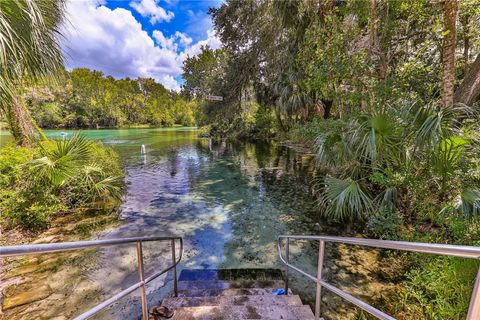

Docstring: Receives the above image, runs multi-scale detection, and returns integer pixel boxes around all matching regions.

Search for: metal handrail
[0,236,183,320]
[278,235,480,320]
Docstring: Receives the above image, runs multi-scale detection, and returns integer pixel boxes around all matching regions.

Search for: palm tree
[0,0,66,145]
[29,133,124,203]
[314,101,480,221]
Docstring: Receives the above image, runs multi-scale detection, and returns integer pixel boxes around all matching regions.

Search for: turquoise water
[1,128,384,319]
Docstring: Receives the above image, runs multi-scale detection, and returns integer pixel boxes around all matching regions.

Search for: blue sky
[61,0,223,91]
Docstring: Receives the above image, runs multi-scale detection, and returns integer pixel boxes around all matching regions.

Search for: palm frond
[0,0,65,114]
[375,187,398,211]
[29,133,92,187]
[88,176,124,202]
[456,189,480,218]
[411,102,478,147]
[320,176,372,221]
[353,111,404,165]
[429,135,470,193]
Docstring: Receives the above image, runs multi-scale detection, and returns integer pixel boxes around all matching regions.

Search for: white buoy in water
[60,132,67,140]
[141,144,146,154]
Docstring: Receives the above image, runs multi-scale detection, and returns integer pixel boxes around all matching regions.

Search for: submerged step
[178,279,286,291]
[168,304,315,320]
[177,287,292,298]
[178,268,284,282]
[162,294,303,308]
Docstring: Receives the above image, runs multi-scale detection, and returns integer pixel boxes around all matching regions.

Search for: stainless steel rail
[0,236,183,320]
[278,235,480,320]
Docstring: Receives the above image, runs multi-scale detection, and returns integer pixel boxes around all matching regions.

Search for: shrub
[0,135,124,230]
[367,208,404,240]
[290,117,343,144]
[397,256,479,320]
[310,102,480,225]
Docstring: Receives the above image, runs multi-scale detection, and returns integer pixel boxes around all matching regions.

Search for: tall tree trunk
[369,0,379,59]
[441,0,458,108]
[9,96,36,146]
[369,0,390,83]
[460,6,471,73]
[454,53,480,106]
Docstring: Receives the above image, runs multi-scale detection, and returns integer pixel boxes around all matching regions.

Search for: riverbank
[209,119,480,319]
[0,137,124,231]
[0,210,122,318]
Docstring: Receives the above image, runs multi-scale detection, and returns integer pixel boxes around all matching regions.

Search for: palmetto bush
[0,134,124,229]
[314,102,480,223]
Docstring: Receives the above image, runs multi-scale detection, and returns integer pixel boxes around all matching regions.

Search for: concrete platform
[162,294,303,308]
[168,304,315,320]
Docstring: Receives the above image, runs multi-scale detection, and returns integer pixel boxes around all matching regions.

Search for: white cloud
[152,30,192,51]
[152,30,176,50]
[175,31,192,46]
[159,75,181,92]
[61,0,221,92]
[180,29,222,59]
[129,0,174,24]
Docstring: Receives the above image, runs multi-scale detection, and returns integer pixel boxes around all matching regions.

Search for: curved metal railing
[0,236,183,320]
[278,235,480,320]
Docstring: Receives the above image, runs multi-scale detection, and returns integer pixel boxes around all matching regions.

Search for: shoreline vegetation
[23,68,197,131]
[0,135,124,231]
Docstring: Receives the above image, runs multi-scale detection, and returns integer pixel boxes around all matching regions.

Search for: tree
[182,46,223,99]
[454,53,480,105]
[441,0,458,108]
[0,0,65,145]
[195,0,479,137]
[26,68,192,129]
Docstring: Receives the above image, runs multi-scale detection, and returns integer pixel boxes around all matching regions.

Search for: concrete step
[178,279,285,291]
[178,288,292,298]
[162,294,303,308]
[168,304,315,320]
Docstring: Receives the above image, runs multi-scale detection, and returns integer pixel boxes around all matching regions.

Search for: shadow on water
[1,128,394,319]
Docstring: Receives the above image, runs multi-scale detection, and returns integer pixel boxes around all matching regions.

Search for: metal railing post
[466,264,480,320]
[0,236,183,320]
[315,240,325,320]
[136,242,148,320]
[171,239,178,297]
[284,237,290,295]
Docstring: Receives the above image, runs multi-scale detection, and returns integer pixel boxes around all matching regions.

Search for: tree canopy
[184,0,480,133]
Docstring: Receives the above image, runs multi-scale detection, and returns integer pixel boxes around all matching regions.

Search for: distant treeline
[24,68,197,129]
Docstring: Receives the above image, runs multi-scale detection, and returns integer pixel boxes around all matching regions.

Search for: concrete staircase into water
[158,269,315,320]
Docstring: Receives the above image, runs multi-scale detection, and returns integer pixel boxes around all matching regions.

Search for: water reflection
[99,135,321,319]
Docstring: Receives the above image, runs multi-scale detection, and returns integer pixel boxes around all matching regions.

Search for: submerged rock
[2,284,52,310]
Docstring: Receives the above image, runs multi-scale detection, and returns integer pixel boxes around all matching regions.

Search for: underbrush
[289,117,345,145]
[199,103,278,141]
[381,251,479,320]
[0,135,124,230]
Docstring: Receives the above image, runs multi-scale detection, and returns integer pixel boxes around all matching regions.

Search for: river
[0,128,394,319]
